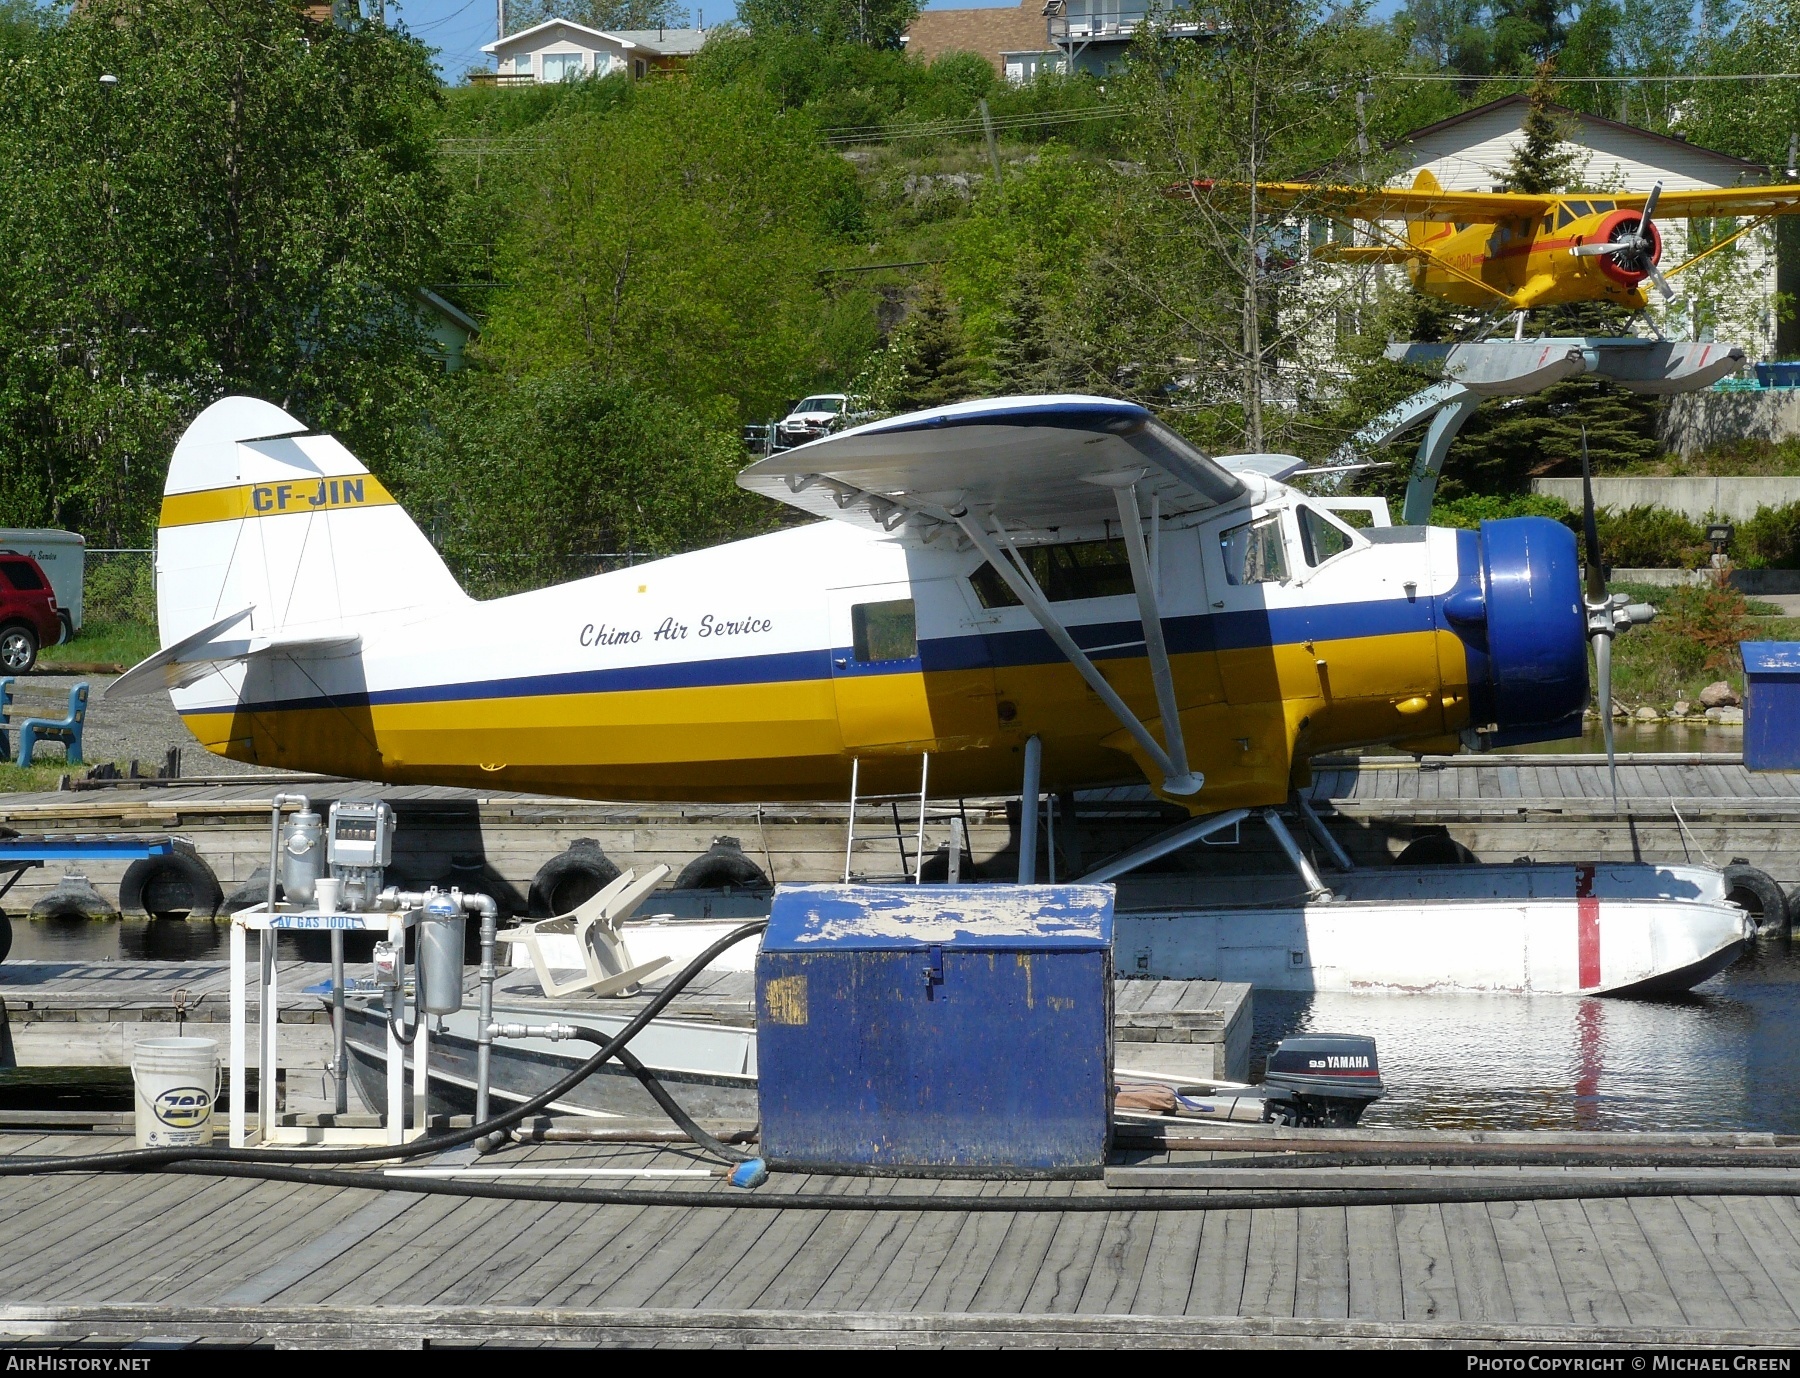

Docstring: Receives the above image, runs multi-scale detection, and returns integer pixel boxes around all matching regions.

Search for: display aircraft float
[1175,170,1800,313]
[110,394,1753,994]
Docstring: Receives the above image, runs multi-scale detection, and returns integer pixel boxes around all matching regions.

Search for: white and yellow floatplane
[114,395,1753,995]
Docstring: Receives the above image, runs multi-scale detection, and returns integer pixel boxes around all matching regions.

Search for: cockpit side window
[1220,516,1288,585]
[1297,505,1356,567]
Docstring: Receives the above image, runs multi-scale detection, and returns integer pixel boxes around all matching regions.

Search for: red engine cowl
[1587,207,1664,289]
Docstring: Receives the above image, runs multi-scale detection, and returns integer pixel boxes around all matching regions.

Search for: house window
[513,54,532,76]
[634,58,647,79]
[542,51,584,82]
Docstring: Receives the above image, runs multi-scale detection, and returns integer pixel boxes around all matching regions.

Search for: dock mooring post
[1019,734,1042,884]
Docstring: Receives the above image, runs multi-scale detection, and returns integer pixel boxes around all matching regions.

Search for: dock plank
[1533,1199,1630,1326]
[1344,1204,1404,1321]
[1579,1200,1687,1329]
[1626,1198,1750,1331]
[964,1182,1076,1314]
[1293,1206,1349,1319]
[1674,1197,1800,1330]
[1074,1207,1159,1315]
[1439,1202,1515,1325]
[1127,1211,1203,1316]
[1237,1207,1298,1318]
[1394,1204,1459,1323]
[1186,1208,1252,1317]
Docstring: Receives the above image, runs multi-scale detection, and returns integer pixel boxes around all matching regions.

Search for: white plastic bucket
[131,1037,219,1148]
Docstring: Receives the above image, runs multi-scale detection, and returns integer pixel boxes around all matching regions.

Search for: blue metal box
[756,883,1115,1176]
[1744,642,1800,770]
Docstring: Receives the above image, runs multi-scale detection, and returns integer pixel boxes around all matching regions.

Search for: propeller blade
[1648,265,1676,300]
[1581,426,1605,603]
[1571,241,1626,256]
[1639,181,1662,230]
[1595,630,1618,810]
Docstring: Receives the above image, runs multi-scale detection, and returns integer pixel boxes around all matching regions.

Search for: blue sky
[396,0,1408,84]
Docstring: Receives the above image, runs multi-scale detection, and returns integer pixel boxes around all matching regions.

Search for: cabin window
[1542,215,1553,231]
[1556,205,1575,228]
[1591,200,1614,212]
[1220,516,1289,586]
[1297,506,1355,567]
[969,537,1135,608]
[851,599,917,663]
[1566,200,1591,217]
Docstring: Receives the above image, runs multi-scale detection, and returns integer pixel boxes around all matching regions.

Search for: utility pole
[498,1,506,43]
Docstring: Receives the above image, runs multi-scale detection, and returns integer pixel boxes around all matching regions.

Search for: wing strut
[954,513,1203,797]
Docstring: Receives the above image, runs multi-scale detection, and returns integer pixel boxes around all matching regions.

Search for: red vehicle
[0,552,62,672]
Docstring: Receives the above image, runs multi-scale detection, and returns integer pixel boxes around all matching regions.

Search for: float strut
[1262,809,1334,901]
[1292,793,1354,871]
[1019,735,1042,885]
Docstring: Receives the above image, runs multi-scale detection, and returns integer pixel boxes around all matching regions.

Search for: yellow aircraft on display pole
[1177,170,1800,311]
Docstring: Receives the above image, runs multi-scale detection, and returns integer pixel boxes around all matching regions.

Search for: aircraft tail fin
[1407,168,1443,250]
[155,397,468,654]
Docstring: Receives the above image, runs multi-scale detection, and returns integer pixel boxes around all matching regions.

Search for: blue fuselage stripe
[206,595,1444,716]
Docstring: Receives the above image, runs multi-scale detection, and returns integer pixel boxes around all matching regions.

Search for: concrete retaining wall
[1532,476,1800,520]
[1660,389,1800,455]
[1611,566,1800,593]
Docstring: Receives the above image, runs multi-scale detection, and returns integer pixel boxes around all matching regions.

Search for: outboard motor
[1261,1034,1383,1128]
[1441,517,1589,749]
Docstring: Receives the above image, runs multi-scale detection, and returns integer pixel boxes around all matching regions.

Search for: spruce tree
[1505,61,1578,194]
[893,282,977,412]
[987,271,1065,396]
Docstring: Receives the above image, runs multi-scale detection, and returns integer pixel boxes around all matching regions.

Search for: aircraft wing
[737,395,1245,541]
[1629,183,1800,218]
[1170,179,1555,222]
[107,607,362,700]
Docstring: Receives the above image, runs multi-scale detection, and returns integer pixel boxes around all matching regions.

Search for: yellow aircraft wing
[1625,183,1800,217]
[1173,179,1554,222]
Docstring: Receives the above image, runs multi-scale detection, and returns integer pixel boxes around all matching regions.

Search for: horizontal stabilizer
[1312,244,1416,264]
[108,607,361,700]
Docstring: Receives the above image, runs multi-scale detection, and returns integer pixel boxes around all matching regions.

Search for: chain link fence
[82,549,156,629]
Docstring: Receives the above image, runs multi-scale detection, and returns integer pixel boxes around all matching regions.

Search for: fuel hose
[0,918,770,1176]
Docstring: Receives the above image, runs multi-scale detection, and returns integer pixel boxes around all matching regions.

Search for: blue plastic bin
[756,883,1115,1176]
[1744,642,1800,769]
[1755,362,1800,389]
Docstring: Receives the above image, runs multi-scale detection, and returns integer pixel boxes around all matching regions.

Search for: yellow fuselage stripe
[159,476,396,528]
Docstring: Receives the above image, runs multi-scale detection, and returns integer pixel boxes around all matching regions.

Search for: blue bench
[14,682,88,768]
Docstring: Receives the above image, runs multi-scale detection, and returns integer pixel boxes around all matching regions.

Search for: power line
[1383,71,1800,83]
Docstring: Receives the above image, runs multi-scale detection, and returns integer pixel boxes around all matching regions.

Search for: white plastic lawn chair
[503,864,673,998]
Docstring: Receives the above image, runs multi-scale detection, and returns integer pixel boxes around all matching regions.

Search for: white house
[481,19,708,84]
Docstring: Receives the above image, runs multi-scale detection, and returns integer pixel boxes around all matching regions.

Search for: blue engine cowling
[1440,517,1588,748]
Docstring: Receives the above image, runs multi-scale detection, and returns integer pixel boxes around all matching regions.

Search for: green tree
[1491,0,1569,72]
[506,1,693,33]
[1397,0,1492,75]
[0,0,446,545]
[736,0,919,50]
[398,369,775,595]
[1505,62,1578,193]
[477,80,870,423]
[891,280,977,411]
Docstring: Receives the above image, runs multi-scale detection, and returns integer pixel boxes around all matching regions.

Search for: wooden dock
[0,960,1254,1086]
[0,1130,1796,1347]
[0,752,1794,917]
